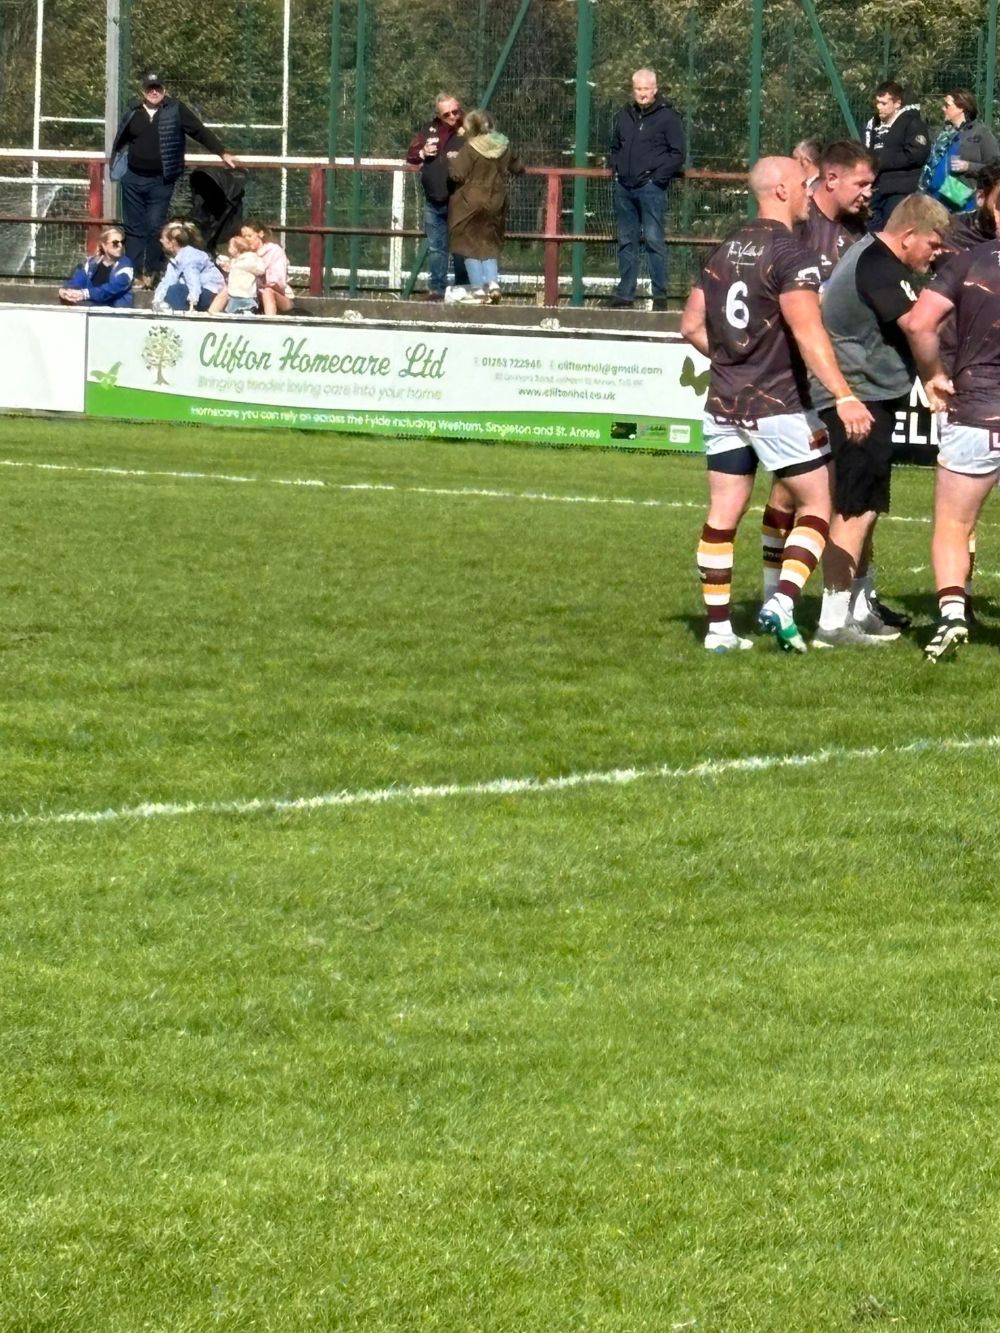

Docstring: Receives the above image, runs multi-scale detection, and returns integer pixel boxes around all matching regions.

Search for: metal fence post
[987,0,998,131]
[87,160,104,254]
[309,166,325,296]
[570,0,593,307]
[325,0,342,292]
[348,0,367,297]
[799,0,860,138]
[543,170,562,305]
[748,0,763,213]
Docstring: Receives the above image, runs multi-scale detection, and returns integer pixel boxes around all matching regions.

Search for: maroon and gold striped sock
[966,532,977,598]
[776,514,829,606]
[761,504,794,597]
[697,524,736,631]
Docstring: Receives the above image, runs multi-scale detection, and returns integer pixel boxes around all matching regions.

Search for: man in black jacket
[405,92,469,300]
[110,72,237,284]
[608,69,685,309]
[863,81,930,230]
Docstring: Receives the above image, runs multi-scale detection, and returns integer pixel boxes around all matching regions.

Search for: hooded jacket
[608,95,685,190]
[864,104,930,197]
[447,132,525,259]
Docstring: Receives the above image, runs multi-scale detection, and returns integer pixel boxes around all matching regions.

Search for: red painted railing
[0,151,748,306]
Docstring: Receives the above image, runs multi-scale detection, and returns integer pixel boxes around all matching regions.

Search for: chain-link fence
[0,0,996,297]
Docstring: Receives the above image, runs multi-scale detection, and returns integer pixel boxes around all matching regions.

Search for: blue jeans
[424,199,468,293]
[465,257,499,289]
[612,179,668,300]
[121,169,176,278]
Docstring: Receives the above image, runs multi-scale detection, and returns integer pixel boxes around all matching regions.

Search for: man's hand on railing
[222,153,239,170]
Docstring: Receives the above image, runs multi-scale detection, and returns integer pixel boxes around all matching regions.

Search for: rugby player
[680,156,873,654]
[811,194,948,648]
[762,142,877,604]
[900,187,1000,661]
[930,161,1000,623]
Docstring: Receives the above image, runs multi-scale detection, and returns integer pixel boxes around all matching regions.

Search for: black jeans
[121,169,176,277]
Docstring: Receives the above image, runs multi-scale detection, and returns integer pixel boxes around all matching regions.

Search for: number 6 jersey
[695,217,823,421]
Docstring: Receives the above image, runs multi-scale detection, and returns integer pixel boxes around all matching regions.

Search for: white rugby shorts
[938,420,1000,477]
[704,409,830,474]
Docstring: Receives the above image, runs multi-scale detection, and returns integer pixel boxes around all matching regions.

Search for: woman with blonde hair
[152,221,225,312]
[58,226,134,307]
[447,109,524,303]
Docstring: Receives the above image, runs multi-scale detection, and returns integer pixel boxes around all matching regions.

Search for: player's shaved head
[749,156,797,201]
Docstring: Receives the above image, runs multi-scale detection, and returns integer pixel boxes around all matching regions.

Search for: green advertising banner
[84,314,708,451]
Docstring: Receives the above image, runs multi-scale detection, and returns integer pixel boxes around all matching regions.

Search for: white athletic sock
[850,575,874,620]
[819,589,851,631]
[707,619,734,638]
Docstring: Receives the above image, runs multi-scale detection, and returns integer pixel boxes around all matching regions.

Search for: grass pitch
[2,416,1000,1331]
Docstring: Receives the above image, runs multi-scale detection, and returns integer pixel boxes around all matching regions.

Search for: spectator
[406,92,470,301]
[920,88,1000,210]
[208,235,265,315]
[447,110,524,305]
[110,72,238,286]
[863,80,930,229]
[793,138,823,190]
[152,221,225,312]
[239,221,294,316]
[58,226,134,307]
[607,68,685,310]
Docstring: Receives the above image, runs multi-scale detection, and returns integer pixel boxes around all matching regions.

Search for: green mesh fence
[0,0,996,297]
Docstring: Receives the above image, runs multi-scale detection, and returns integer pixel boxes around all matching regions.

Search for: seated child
[215,235,266,314]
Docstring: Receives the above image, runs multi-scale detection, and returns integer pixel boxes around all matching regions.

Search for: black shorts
[820,394,907,517]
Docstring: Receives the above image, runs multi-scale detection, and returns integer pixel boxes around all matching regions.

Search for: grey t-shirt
[811,234,918,409]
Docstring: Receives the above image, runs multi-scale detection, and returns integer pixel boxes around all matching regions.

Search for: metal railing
[0,150,748,305]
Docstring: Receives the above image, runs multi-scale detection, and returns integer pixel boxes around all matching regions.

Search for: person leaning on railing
[58,226,134,308]
[109,71,238,288]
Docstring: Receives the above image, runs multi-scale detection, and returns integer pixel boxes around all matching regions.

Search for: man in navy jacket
[110,72,237,284]
[608,69,685,309]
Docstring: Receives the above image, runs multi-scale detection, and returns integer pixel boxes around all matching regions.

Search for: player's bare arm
[899,289,955,411]
[778,289,874,440]
[680,286,709,357]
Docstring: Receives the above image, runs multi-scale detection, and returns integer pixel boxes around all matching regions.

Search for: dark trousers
[121,170,176,277]
[612,179,668,300]
[424,198,468,294]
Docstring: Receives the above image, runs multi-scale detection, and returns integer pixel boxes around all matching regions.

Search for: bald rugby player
[681,156,872,654]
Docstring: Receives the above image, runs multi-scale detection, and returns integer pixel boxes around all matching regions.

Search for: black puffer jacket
[608,96,685,190]
[864,105,930,197]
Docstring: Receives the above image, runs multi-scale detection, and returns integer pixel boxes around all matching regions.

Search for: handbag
[110,148,128,183]
[939,173,975,208]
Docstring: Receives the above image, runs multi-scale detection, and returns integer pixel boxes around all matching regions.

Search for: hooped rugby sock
[938,587,966,622]
[698,524,736,633]
[761,504,794,598]
[966,532,977,598]
[777,515,829,607]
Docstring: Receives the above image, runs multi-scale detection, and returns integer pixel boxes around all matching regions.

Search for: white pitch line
[3,734,997,830]
[0,458,702,513]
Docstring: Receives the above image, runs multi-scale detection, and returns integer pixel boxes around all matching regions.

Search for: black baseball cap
[141,72,165,89]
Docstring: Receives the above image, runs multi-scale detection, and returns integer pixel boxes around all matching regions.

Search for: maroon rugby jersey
[697,218,823,421]
[929,241,1000,427]
[794,197,865,282]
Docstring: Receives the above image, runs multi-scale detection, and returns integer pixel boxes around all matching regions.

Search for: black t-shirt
[696,217,823,420]
[91,261,113,287]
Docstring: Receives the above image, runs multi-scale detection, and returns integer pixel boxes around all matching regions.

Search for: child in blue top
[58,227,134,307]
[152,221,226,311]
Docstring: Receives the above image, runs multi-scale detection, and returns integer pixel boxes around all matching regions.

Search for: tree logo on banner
[143,326,183,386]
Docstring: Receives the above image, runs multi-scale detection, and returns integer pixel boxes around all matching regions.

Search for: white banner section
[0,306,87,413]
